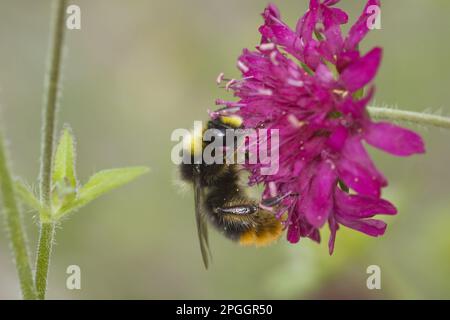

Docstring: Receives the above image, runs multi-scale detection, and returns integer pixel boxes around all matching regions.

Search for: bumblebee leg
[214,204,258,215]
[261,192,298,208]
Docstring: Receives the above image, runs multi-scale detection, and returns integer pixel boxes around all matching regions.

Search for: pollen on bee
[220,115,243,128]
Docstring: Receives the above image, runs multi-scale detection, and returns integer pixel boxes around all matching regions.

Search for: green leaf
[53,125,77,188]
[14,180,41,211]
[56,166,149,218]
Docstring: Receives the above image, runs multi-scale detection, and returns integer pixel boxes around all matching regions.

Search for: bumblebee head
[183,116,243,156]
[179,115,243,185]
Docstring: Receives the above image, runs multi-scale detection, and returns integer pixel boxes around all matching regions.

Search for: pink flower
[216,1,425,253]
[260,0,381,73]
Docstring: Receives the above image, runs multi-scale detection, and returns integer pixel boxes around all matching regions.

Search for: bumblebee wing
[194,174,212,269]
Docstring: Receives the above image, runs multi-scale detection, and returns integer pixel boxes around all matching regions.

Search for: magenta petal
[309,0,320,11]
[296,0,319,42]
[337,217,387,237]
[329,7,348,25]
[260,4,300,53]
[328,216,339,255]
[335,189,397,218]
[287,223,301,243]
[321,7,348,56]
[316,64,334,85]
[340,47,382,92]
[265,3,281,18]
[337,136,387,197]
[308,228,321,243]
[324,0,341,5]
[303,161,337,228]
[259,25,297,49]
[327,126,348,151]
[345,0,381,50]
[364,122,426,156]
[338,86,374,117]
[323,24,344,57]
[336,50,360,73]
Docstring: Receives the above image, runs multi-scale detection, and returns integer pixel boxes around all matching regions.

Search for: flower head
[215,0,425,253]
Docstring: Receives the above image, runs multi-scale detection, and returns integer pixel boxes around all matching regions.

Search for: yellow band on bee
[239,225,282,247]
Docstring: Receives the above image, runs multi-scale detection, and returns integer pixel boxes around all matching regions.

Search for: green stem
[35,223,55,299]
[39,0,67,206]
[368,106,450,130]
[35,0,67,300]
[0,129,36,299]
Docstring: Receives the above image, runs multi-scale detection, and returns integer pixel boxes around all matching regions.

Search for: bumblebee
[180,115,285,268]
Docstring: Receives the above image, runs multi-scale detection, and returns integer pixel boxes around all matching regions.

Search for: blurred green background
[0,0,449,299]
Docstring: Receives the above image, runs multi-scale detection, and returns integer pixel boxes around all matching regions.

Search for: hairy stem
[0,129,36,299]
[35,223,55,299]
[35,0,67,300]
[368,106,450,130]
[39,0,67,206]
